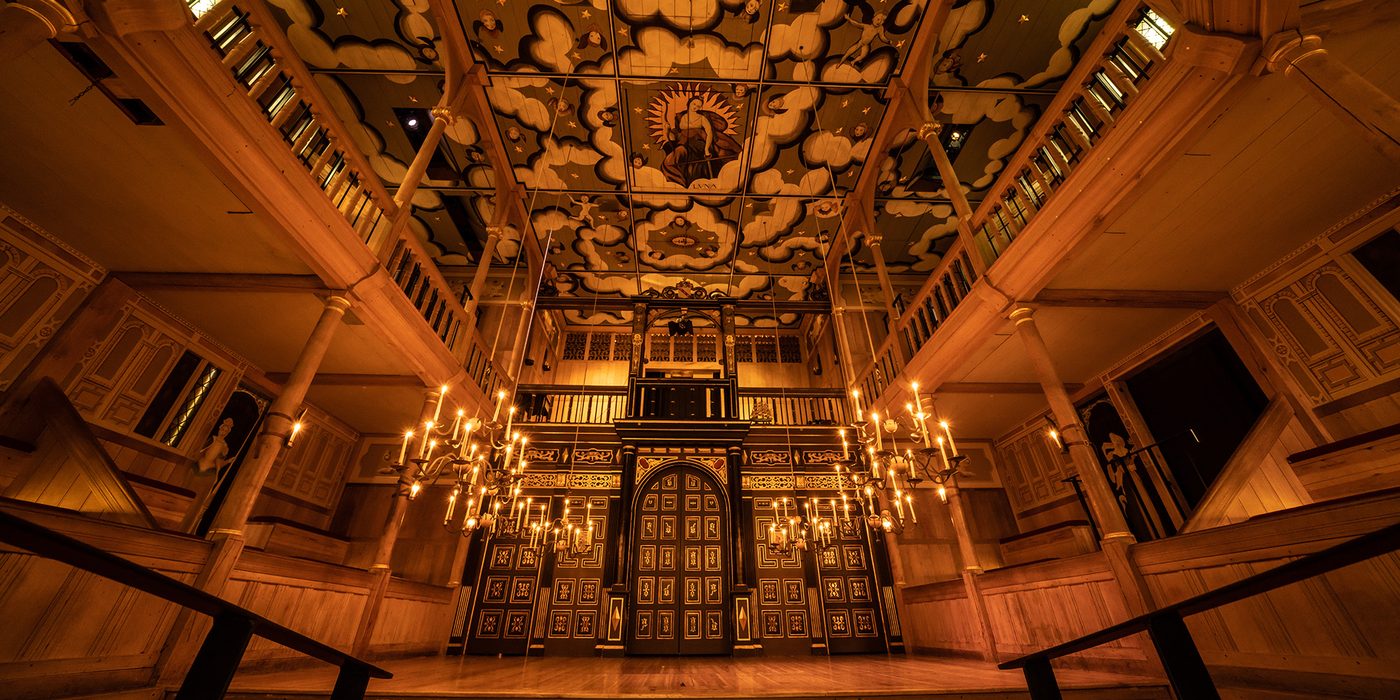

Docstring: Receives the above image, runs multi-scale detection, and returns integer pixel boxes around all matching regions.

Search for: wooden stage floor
[229,654,1168,699]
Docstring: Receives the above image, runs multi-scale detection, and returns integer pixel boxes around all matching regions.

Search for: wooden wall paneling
[371,577,454,655]
[256,404,359,530]
[900,579,980,656]
[0,204,105,393]
[1132,489,1400,695]
[1233,196,1400,438]
[993,417,1081,530]
[1180,400,1313,532]
[0,503,209,699]
[974,552,1147,670]
[1289,427,1400,501]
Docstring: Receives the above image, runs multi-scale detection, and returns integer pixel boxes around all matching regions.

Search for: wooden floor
[230,654,1168,699]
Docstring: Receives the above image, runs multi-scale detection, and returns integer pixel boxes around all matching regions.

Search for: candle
[941,420,957,456]
[424,439,438,461]
[872,412,883,450]
[937,436,951,470]
[851,389,862,421]
[432,385,448,423]
[419,421,434,458]
[451,409,464,441]
[905,493,917,523]
[491,390,506,422]
[446,485,460,523]
[894,487,904,519]
[919,412,932,448]
[504,406,516,439]
[839,428,849,459]
[398,430,413,465]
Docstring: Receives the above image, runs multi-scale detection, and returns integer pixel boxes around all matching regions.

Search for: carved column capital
[485,225,506,240]
[429,105,457,124]
[916,120,943,143]
[1262,30,1325,75]
[14,0,76,34]
[864,232,883,246]
[1008,305,1035,325]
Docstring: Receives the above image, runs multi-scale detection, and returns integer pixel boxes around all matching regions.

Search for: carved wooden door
[630,466,728,655]
[816,516,885,653]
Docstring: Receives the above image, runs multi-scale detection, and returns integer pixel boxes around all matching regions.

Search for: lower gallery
[0,0,1398,698]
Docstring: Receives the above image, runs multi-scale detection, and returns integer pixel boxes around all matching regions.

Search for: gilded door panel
[630,465,728,654]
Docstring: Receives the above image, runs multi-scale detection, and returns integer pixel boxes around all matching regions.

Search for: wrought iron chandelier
[834,382,966,533]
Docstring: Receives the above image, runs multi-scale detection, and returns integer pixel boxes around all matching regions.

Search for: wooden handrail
[999,521,1400,699]
[0,509,391,699]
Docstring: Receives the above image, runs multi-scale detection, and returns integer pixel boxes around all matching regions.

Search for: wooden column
[943,483,1000,662]
[917,120,989,274]
[0,0,74,65]
[388,106,454,236]
[463,226,502,319]
[1009,306,1155,617]
[507,298,534,380]
[210,295,351,536]
[1009,307,1131,541]
[353,388,442,654]
[865,233,905,350]
[1263,31,1400,162]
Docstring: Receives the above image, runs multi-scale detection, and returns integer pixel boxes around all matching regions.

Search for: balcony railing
[972,6,1171,264]
[855,238,977,401]
[192,1,392,247]
[515,385,628,424]
[186,0,507,399]
[853,3,1173,404]
[736,388,851,426]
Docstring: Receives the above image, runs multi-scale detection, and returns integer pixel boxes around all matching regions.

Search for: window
[1134,8,1175,51]
[562,332,586,360]
[1351,228,1400,302]
[134,350,224,448]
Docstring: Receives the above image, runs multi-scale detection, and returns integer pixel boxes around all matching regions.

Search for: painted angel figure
[569,195,598,228]
[839,10,891,66]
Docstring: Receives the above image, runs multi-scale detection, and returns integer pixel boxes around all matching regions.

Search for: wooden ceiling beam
[936,382,1084,395]
[1032,289,1227,309]
[266,372,425,388]
[115,272,328,294]
[535,296,832,314]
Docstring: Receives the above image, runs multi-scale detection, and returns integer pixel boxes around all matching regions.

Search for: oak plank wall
[1134,489,1400,696]
[0,501,453,698]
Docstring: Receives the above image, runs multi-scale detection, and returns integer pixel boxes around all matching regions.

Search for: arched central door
[629,464,729,655]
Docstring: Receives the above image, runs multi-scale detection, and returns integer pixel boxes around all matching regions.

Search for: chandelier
[381,386,529,538]
[834,382,965,533]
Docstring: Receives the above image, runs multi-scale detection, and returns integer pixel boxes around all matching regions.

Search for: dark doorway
[193,387,268,536]
[1124,329,1268,509]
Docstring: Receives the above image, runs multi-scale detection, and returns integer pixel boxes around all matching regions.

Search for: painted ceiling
[264,0,1118,323]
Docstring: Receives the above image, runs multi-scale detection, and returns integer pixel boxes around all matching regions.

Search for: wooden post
[388,106,454,236]
[1262,31,1400,163]
[463,226,503,320]
[1009,307,1131,541]
[1009,307,1156,621]
[944,482,1000,661]
[210,295,352,536]
[917,120,989,275]
[865,233,905,360]
[353,388,442,654]
[175,612,254,700]
[1146,612,1220,699]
